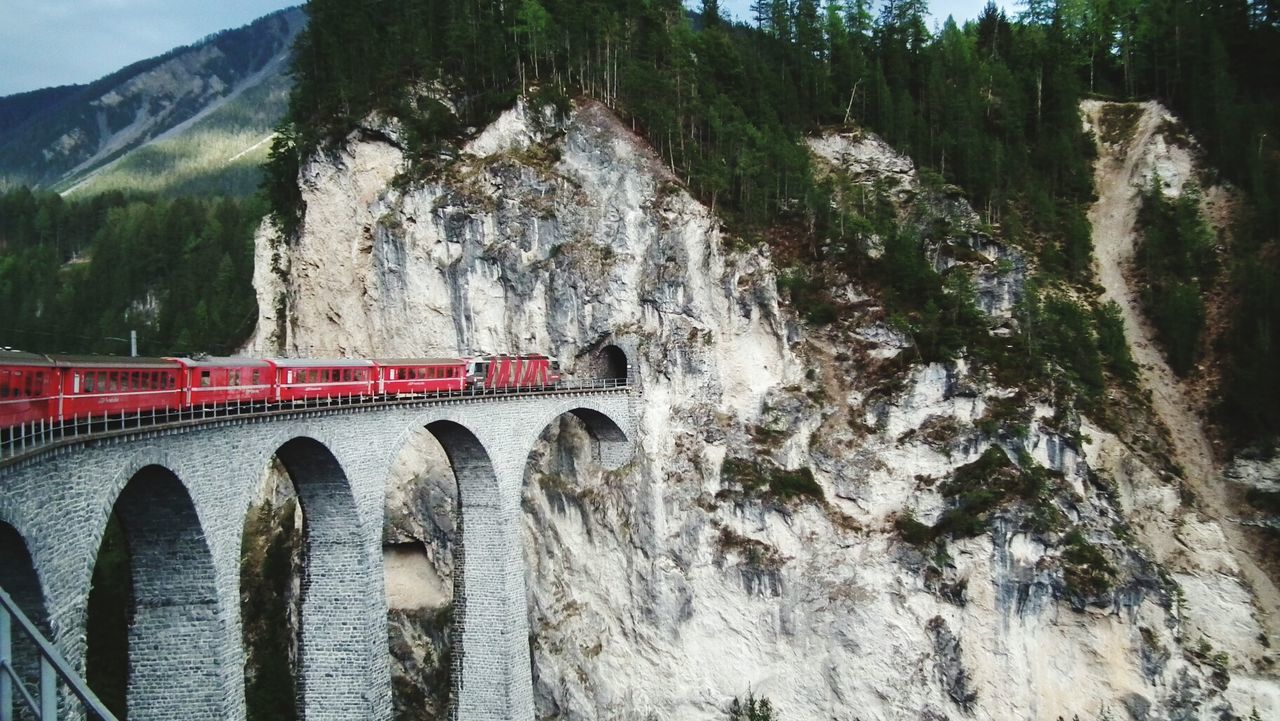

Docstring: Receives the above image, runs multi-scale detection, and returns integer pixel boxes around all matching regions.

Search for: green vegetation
[894,446,1062,545]
[391,604,454,721]
[65,70,292,199]
[1060,527,1116,598]
[1136,182,1216,376]
[728,693,777,721]
[265,0,1280,445]
[719,457,824,503]
[241,498,302,721]
[85,513,132,719]
[1094,301,1136,382]
[0,187,262,355]
[716,528,785,571]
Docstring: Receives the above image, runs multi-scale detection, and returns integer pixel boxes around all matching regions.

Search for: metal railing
[0,586,117,721]
[0,376,632,467]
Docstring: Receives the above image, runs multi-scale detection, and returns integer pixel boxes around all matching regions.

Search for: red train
[0,351,562,431]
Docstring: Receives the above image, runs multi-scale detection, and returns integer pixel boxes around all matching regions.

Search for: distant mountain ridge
[0,6,304,195]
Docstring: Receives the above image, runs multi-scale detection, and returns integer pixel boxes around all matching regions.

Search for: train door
[467,358,491,390]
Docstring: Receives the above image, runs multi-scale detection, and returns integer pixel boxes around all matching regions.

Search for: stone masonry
[0,390,634,721]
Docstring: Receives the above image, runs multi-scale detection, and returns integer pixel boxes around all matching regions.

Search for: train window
[252,369,261,385]
[200,370,211,388]
[106,373,117,392]
[130,372,139,390]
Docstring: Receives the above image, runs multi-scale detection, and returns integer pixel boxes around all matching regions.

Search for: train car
[273,359,376,402]
[55,355,185,420]
[467,354,561,391]
[171,357,274,407]
[0,351,60,430]
[376,358,467,395]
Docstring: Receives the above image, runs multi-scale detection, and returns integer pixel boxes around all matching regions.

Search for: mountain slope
[0,7,304,194]
[250,97,1280,720]
[1083,99,1280,646]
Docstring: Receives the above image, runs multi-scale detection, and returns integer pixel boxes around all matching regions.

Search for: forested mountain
[0,9,305,357]
[0,7,304,196]
[0,189,263,356]
[266,0,1278,444]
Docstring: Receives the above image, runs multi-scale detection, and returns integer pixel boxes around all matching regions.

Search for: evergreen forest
[0,0,1276,443]
[0,189,262,356]
[267,0,1278,442]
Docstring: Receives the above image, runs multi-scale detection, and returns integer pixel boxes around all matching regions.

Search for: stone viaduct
[0,388,635,720]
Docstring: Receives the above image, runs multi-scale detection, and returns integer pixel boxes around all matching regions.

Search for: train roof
[47,354,179,370]
[374,358,467,366]
[169,357,273,368]
[269,358,377,368]
[0,350,55,366]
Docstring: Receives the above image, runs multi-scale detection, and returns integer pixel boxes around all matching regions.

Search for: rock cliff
[251,97,1279,720]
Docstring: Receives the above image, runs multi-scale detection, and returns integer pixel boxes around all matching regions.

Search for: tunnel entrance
[597,345,629,382]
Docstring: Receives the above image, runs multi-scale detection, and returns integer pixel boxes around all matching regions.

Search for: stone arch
[94,464,224,720]
[0,520,53,713]
[419,420,499,719]
[270,436,368,719]
[541,407,631,471]
[383,417,529,720]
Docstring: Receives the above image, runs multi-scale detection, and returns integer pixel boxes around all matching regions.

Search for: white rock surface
[255,99,1278,720]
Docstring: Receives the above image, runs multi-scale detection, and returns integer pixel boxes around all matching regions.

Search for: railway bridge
[0,382,636,721]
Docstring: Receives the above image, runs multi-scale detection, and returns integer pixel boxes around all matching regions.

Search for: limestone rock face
[254,99,1278,720]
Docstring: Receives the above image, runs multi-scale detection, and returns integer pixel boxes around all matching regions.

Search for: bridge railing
[0,376,631,466]
[0,586,117,721]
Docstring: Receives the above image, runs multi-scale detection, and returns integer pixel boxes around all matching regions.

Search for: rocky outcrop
[255,98,1279,720]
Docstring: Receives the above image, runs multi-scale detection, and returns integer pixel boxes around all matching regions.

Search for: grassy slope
[61,67,291,198]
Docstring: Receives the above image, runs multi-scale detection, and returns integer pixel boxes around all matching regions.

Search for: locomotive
[0,350,562,431]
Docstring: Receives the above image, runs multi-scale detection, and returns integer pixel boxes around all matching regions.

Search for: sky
[0,0,1009,98]
[0,0,300,96]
